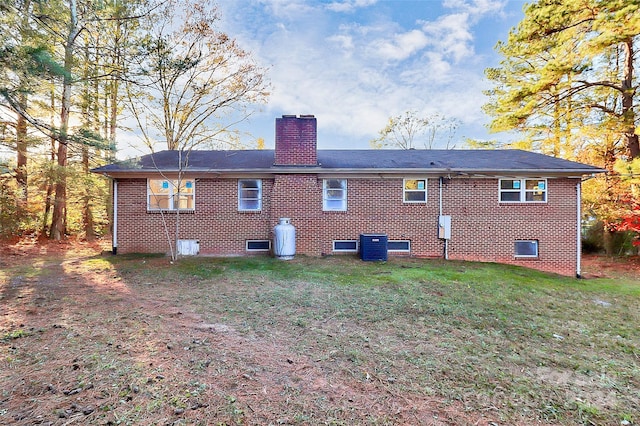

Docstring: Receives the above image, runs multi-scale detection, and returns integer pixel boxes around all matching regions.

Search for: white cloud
[327,34,354,53]
[325,0,378,13]
[420,13,474,63]
[211,0,517,149]
[258,0,318,19]
[443,0,506,18]
[415,0,507,63]
[368,29,430,62]
[399,52,452,84]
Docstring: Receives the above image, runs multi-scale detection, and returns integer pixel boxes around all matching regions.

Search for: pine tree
[485,0,640,253]
[485,0,640,159]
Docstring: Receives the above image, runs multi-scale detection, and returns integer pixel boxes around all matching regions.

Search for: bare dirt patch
[581,253,640,279]
[1,240,487,425]
[3,240,636,425]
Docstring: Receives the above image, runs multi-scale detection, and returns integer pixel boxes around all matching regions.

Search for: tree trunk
[15,0,31,203]
[603,228,613,256]
[82,145,95,240]
[50,144,67,240]
[622,39,638,159]
[50,0,79,240]
[15,93,28,202]
[41,89,56,236]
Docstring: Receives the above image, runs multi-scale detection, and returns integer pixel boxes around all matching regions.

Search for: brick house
[93,114,604,276]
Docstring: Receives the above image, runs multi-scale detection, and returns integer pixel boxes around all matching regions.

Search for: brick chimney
[274,115,318,166]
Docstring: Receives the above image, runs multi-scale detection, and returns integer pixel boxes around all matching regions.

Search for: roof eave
[92,166,606,178]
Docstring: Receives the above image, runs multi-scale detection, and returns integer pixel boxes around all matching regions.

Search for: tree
[370,110,459,150]
[0,0,51,203]
[485,0,640,160]
[0,0,269,243]
[123,0,270,260]
[0,0,135,239]
[485,0,640,252]
[1,0,66,234]
[126,0,270,152]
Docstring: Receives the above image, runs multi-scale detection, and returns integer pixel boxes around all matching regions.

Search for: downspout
[439,176,448,260]
[113,179,118,255]
[576,181,581,278]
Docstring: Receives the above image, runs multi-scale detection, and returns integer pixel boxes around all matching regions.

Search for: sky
[204,0,527,151]
[0,1,530,162]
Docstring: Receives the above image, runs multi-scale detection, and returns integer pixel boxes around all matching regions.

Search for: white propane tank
[273,218,296,260]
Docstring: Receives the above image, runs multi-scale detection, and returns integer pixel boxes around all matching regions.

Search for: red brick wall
[115,175,580,275]
[116,178,273,255]
[442,177,579,276]
[274,115,318,166]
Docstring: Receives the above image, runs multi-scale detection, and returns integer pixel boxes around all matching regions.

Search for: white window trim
[388,240,411,253]
[499,178,548,203]
[323,179,347,211]
[238,179,262,212]
[514,240,539,258]
[332,240,358,252]
[147,178,195,211]
[403,178,427,204]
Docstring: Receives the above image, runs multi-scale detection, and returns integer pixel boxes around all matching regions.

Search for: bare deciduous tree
[126,0,270,152]
[370,110,459,150]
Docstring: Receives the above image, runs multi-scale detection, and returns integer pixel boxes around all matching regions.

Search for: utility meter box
[438,215,452,240]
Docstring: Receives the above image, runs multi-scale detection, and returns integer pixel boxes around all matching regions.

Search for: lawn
[1,242,639,425]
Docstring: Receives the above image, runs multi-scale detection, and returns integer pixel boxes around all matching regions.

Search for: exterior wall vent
[177,239,200,256]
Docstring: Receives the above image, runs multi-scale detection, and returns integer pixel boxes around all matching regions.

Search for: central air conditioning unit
[359,234,388,261]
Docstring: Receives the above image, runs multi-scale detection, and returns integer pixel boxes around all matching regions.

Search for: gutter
[439,176,449,260]
[576,181,581,278]
[94,167,605,179]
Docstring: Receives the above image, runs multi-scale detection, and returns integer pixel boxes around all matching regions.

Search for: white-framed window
[388,240,411,253]
[500,179,547,203]
[333,240,358,252]
[403,178,427,203]
[238,179,262,211]
[323,179,347,211]
[515,240,538,258]
[246,240,270,252]
[148,179,195,211]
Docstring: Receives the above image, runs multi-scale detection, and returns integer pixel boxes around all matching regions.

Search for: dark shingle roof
[92,149,604,176]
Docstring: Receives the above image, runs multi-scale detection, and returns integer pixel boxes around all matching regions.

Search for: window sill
[147,210,195,214]
[499,202,547,205]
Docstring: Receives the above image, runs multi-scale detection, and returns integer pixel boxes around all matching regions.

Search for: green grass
[162,256,639,424]
[3,253,639,424]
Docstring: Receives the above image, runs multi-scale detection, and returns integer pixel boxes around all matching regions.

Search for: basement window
[246,240,270,252]
[515,240,538,258]
[333,240,358,252]
[388,240,411,253]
